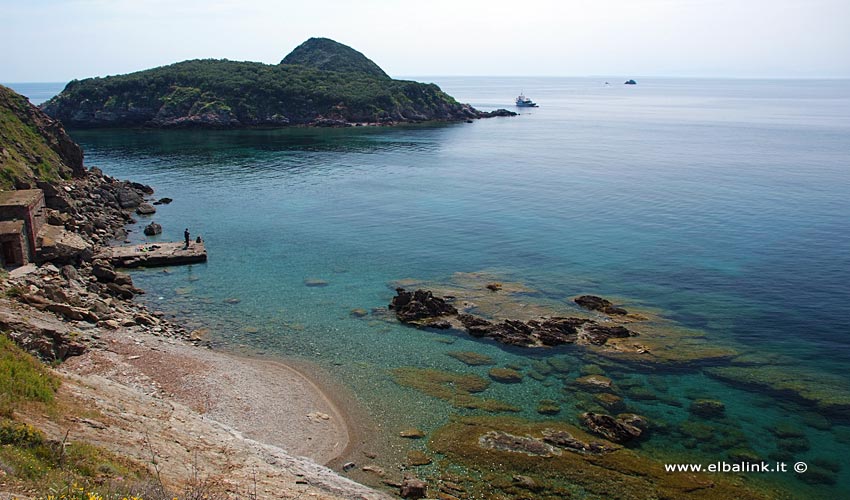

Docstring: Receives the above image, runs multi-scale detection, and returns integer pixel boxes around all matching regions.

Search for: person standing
[184,228,190,248]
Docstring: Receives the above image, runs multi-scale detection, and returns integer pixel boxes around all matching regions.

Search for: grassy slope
[0,333,158,499]
[0,85,67,189]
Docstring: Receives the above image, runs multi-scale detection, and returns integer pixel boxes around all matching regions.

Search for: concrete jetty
[99,241,207,268]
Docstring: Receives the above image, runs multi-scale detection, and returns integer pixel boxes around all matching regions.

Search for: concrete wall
[0,189,46,261]
[0,229,28,267]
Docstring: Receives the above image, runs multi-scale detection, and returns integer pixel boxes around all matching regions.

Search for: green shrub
[0,333,60,406]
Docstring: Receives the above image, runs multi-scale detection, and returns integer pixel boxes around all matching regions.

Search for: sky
[2,0,849,82]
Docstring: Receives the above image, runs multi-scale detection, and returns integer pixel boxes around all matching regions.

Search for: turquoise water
[10,78,850,497]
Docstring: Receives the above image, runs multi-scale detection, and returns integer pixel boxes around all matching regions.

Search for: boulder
[400,475,428,499]
[105,282,135,300]
[580,412,643,443]
[155,197,173,205]
[60,264,79,281]
[117,185,144,208]
[45,208,73,227]
[36,225,92,265]
[136,203,156,215]
[91,260,117,282]
[143,222,162,235]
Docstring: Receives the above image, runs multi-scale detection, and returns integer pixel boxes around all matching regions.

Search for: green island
[40,37,514,128]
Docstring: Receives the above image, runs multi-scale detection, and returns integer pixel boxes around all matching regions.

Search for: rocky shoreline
[0,166,392,499]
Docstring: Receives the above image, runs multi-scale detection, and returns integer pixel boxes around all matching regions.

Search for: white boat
[515,92,538,107]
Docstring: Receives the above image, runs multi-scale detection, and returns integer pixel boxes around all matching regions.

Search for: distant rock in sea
[624,79,637,85]
[40,38,517,129]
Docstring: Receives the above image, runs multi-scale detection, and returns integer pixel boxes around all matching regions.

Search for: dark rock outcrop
[389,288,457,323]
[478,109,518,118]
[391,289,636,349]
[144,222,162,235]
[399,475,427,499]
[584,324,632,345]
[541,429,616,454]
[574,295,628,315]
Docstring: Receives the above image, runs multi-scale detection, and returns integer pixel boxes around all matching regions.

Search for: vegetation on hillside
[41,38,480,128]
[0,85,83,189]
[0,334,164,499]
[281,37,390,79]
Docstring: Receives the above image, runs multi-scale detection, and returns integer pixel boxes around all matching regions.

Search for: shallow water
[10,78,850,497]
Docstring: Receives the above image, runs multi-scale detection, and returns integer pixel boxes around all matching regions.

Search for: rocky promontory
[40,37,516,129]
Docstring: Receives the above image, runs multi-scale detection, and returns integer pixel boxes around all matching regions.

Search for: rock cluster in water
[389,288,636,348]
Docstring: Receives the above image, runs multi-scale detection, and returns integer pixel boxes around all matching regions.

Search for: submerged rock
[429,415,767,499]
[479,430,560,457]
[536,399,561,415]
[349,308,368,318]
[689,399,726,418]
[595,393,625,412]
[399,428,426,439]
[704,366,850,417]
[406,450,432,466]
[580,412,643,443]
[446,350,495,366]
[573,375,614,392]
[489,367,523,384]
[391,367,519,413]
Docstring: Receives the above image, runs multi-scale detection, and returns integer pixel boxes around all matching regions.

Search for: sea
[6,77,850,498]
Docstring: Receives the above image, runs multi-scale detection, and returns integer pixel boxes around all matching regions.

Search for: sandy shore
[44,321,390,499]
[62,329,354,465]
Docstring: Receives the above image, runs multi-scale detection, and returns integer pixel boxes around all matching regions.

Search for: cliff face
[0,85,85,189]
[40,38,497,128]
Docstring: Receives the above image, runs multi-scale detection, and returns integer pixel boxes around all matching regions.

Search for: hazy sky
[3,0,849,81]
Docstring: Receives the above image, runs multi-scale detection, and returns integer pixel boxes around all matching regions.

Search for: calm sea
[7,78,850,497]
